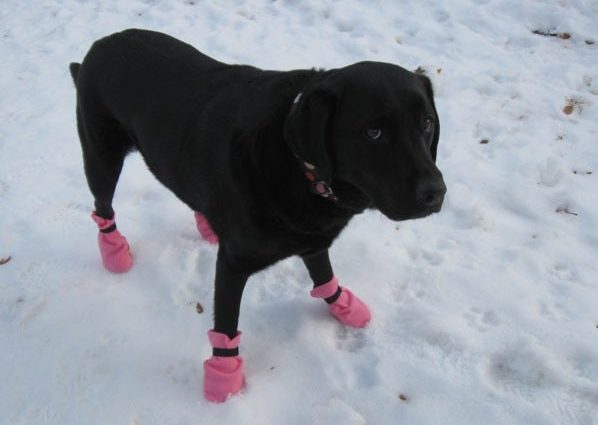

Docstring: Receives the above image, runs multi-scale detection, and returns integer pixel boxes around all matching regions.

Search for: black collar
[289,92,338,203]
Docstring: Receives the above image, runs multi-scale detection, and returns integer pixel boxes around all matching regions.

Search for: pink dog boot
[194,212,219,245]
[203,330,244,402]
[91,212,133,273]
[310,276,371,328]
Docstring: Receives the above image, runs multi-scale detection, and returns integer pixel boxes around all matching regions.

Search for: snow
[1,0,597,424]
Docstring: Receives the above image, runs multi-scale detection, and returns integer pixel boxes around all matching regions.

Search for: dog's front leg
[203,249,248,403]
[302,249,371,328]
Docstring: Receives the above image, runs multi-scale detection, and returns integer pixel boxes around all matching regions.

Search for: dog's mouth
[376,202,443,222]
[410,204,443,219]
[332,179,373,213]
[337,176,445,220]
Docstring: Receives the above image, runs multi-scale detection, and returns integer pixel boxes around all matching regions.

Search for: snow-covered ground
[1,0,597,423]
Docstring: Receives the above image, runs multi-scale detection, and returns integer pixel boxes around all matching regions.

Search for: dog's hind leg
[302,249,371,328]
[76,105,133,273]
[203,249,248,402]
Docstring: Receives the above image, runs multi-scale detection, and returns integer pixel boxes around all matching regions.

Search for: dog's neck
[234,70,370,233]
[235,76,369,235]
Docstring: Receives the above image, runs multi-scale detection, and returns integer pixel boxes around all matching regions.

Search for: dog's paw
[97,230,133,273]
[335,326,367,352]
[203,356,244,402]
[328,287,371,328]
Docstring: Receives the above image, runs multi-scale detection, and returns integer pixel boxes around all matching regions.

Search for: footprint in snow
[549,262,579,284]
[464,307,500,332]
[58,349,102,400]
[421,249,444,266]
[538,157,564,187]
[538,300,569,322]
[164,358,200,387]
[487,342,598,422]
[335,326,367,352]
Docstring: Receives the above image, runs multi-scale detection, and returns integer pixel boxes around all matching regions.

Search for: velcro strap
[324,286,342,304]
[99,223,117,233]
[212,347,239,357]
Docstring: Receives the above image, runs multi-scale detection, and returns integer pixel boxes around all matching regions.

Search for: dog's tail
[69,62,81,86]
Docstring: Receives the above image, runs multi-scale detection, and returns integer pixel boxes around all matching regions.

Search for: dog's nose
[416,179,447,207]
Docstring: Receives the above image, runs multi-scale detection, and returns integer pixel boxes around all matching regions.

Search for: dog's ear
[284,87,337,183]
[419,74,440,162]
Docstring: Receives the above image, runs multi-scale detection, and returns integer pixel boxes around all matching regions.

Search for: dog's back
[74,29,229,135]
[73,29,260,210]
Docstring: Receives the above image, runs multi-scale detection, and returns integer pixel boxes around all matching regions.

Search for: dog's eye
[365,128,382,141]
[423,116,434,133]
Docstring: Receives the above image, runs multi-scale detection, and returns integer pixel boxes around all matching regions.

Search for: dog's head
[285,61,446,221]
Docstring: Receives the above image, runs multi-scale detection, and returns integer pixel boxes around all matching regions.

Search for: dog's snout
[416,179,446,207]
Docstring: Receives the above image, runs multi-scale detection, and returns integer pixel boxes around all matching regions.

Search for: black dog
[70,29,446,402]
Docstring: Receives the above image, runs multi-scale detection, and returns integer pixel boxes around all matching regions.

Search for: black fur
[69,62,80,83]
[71,29,446,341]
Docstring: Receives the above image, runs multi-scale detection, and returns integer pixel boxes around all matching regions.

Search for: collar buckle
[300,161,338,202]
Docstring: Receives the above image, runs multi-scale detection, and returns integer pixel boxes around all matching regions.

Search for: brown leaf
[0,256,11,265]
[196,302,204,314]
[398,393,408,401]
[563,97,585,115]
[480,139,489,144]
